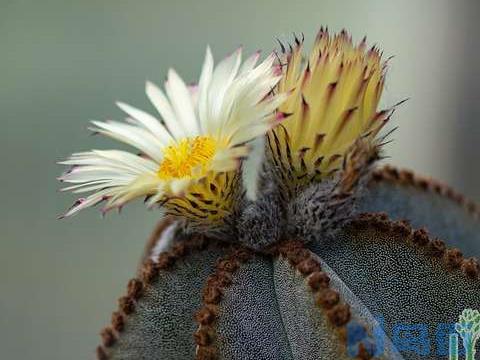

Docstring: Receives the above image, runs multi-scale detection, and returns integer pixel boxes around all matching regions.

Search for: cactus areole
[58,29,480,360]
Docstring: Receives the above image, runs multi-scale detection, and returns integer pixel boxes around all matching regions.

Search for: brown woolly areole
[96,209,479,359]
[350,212,480,280]
[194,247,254,360]
[371,165,479,218]
[96,233,232,360]
[274,241,374,360]
[193,240,376,360]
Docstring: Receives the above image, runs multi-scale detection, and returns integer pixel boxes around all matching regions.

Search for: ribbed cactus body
[97,167,480,360]
[363,166,480,257]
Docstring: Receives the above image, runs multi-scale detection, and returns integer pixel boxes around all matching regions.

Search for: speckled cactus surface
[57,29,480,360]
[95,167,480,360]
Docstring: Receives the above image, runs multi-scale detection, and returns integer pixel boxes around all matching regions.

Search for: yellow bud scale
[267,29,392,198]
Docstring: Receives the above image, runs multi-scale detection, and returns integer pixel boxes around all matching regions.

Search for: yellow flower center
[157,136,217,180]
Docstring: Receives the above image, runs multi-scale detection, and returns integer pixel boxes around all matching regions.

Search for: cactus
[94,169,480,360]
[58,29,480,360]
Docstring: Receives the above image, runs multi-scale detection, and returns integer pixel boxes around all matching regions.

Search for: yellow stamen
[158,136,217,180]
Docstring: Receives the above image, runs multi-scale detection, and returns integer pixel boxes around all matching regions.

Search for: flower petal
[165,69,199,136]
[116,101,173,144]
[146,81,186,140]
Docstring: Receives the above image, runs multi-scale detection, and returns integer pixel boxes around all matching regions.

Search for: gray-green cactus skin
[96,165,480,360]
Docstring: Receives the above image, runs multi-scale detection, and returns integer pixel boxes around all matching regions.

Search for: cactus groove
[95,167,480,360]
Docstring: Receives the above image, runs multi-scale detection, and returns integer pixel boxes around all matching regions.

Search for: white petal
[189,84,199,108]
[165,69,199,136]
[60,166,135,183]
[205,48,242,133]
[61,150,157,174]
[239,50,260,75]
[210,146,249,172]
[228,122,272,147]
[90,120,164,162]
[60,180,115,192]
[116,101,173,144]
[106,174,160,207]
[150,221,178,261]
[91,150,158,172]
[146,81,186,140]
[224,94,287,140]
[146,184,166,208]
[198,46,214,132]
[60,188,117,218]
[169,178,191,195]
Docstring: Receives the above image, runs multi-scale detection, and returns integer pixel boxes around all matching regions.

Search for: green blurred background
[1,0,479,359]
